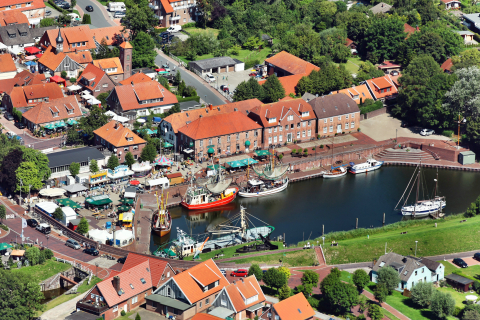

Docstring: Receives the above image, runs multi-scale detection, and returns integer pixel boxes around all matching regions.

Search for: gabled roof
[248,98,316,128]
[0,54,16,73]
[119,72,152,85]
[121,252,171,287]
[0,10,28,26]
[96,260,153,307]
[14,70,46,86]
[93,57,124,75]
[43,26,95,53]
[77,63,107,90]
[67,51,93,65]
[308,93,360,119]
[222,276,266,312]
[404,23,418,38]
[38,46,67,71]
[163,99,262,134]
[273,293,315,320]
[160,0,174,13]
[370,2,392,14]
[189,56,241,71]
[1,0,45,12]
[23,96,82,125]
[258,74,305,97]
[441,58,453,72]
[441,0,460,3]
[8,82,64,109]
[119,41,133,49]
[94,120,146,147]
[378,60,401,69]
[345,38,355,47]
[90,26,125,46]
[191,315,223,320]
[265,51,320,75]
[373,252,426,282]
[331,84,374,103]
[169,259,229,304]
[0,78,17,94]
[365,75,398,100]
[113,81,178,111]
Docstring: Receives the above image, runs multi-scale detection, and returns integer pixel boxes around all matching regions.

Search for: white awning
[35,201,58,214]
[183,148,194,154]
[28,18,41,24]
[105,111,129,123]
[67,85,82,91]
[88,229,110,244]
[124,192,136,198]
[61,206,77,218]
[87,97,101,104]
[39,188,67,197]
[0,42,7,49]
[80,90,90,95]
[137,119,146,123]
[147,177,169,187]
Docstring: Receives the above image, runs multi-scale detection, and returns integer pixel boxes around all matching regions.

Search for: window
[246,132,249,138]
[227,145,230,152]
[72,43,76,47]
[415,271,418,276]
[221,299,227,306]
[351,113,355,118]
[103,83,108,88]
[132,296,138,304]
[297,123,300,128]
[134,155,138,159]
[268,128,272,134]
[346,114,349,119]
[200,140,203,147]
[291,124,294,129]
[227,135,230,142]
[167,287,171,296]
[329,126,333,132]
[209,138,212,145]
[167,272,170,277]
[274,136,277,143]
[279,135,283,142]
[127,55,130,61]
[268,137,272,144]
[206,298,209,305]
[308,130,311,136]
[296,132,300,138]
[323,127,327,134]
[351,122,355,128]
[236,133,240,140]
[324,118,327,124]
[345,123,349,130]
[308,120,311,126]
[200,302,202,308]
[274,127,277,133]
[285,125,288,130]
[338,116,342,121]
[113,305,118,312]
[254,141,257,147]
[287,115,293,121]
[133,146,138,150]
[330,117,333,122]
[217,137,221,144]
[302,131,306,137]
[279,126,282,132]
[302,122,306,127]
[124,147,129,151]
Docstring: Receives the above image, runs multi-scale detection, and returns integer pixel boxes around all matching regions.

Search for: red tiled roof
[345,38,354,47]
[0,54,16,73]
[178,111,261,140]
[77,63,106,90]
[22,96,82,125]
[441,58,453,72]
[90,26,124,45]
[273,293,315,320]
[96,261,153,307]
[43,26,95,53]
[371,77,392,89]
[8,87,27,108]
[224,276,266,312]
[365,75,398,100]
[160,0,173,13]
[258,74,305,97]
[0,78,17,94]
[119,72,152,85]
[114,81,178,111]
[94,120,146,147]
[192,315,223,320]
[66,51,93,65]
[14,70,46,86]
[8,82,64,108]
[119,41,133,49]
[163,99,262,134]
[331,84,374,103]
[93,57,124,75]
[265,51,320,75]
[189,266,220,287]
[404,23,415,37]
[0,0,45,12]
[0,10,28,26]
[378,60,401,69]
[38,46,66,71]
[170,259,229,304]
[441,0,460,3]
[121,252,170,287]
[248,98,317,128]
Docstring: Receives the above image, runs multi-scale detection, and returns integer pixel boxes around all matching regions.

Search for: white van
[167,25,182,33]
[108,2,126,12]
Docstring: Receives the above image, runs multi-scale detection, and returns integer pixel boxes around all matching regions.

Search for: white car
[205,73,216,82]
[420,129,435,136]
[114,11,126,18]
[167,25,182,33]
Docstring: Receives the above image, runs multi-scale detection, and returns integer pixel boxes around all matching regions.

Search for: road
[154,54,226,107]
[76,0,115,28]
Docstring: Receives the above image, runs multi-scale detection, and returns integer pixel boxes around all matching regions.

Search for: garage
[220,66,227,73]
[188,57,244,75]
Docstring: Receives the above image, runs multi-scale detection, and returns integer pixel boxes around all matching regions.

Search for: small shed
[68,218,81,231]
[61,206,77,226]
[166,172,184,185]
[11,250,25,261]
[445,274,474,292]
[459,151,475,165]
[261,34,273,45]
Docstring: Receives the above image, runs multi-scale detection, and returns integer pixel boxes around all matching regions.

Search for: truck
[108,2,126,12]
[166,25,182,33]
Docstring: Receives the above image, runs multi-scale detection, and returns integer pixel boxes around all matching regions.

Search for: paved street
[76,0,116,28]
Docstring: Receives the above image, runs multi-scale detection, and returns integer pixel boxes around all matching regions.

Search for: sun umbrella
[56,198,81,209]
[0,243,12,250]
[119,198,134,205]
[130,180,140,186]
[117,205,130,212]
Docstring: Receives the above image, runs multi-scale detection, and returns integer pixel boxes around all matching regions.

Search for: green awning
[117,205,130,212]
[207,164,225,170]
[67,119,78,125]
[207,148,214,154]
[85,195,112,206]
[227,160,245,168]
[56,198,81,209]
[241,158,258,165]
[163,142,173,148]
[189,141,194,147]
[245,140,251,146]
[44,123,55,130]
[119,198,134,205]
[55,121,66,128]
[145,295,194,311]
[147,129,157,135]
[0,243,12,250]
[254,150,271,157]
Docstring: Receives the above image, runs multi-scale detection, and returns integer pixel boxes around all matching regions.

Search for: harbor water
[150,166,480,252]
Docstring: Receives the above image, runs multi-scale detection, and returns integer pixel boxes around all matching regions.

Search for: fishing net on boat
[206,177,233,194]
[263,164,288,180]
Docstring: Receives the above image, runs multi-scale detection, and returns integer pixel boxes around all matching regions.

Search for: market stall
[39,188,67,198]
[85,195,112,209]
[107,165,134,183]
[131,161,152,178]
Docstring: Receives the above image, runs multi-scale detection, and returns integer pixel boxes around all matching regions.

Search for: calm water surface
[150,167,480,251]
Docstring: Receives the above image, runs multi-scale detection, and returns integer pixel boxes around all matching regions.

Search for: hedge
[360,101,383,115]
[176,95,200,103]
[48,0,70,15]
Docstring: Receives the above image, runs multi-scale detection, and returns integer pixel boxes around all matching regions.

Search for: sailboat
[396,164,446,217]
[239,151,289,197]
[151,191,172,236]
[323,139,347,179]
[181,159,238,210]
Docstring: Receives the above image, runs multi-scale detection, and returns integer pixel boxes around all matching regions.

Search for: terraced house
[2,82,64,113]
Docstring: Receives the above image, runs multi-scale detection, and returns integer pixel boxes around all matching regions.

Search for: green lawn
[180,47,274,65]
[186,27,220,37]
[10,259,71,282]
[226,249,316,267]
[183,241,284,261]
[323,214,480,265]
[340,270,353,284]
[438,261,458,277]
[344,60,360,74]
[437,286,469,309]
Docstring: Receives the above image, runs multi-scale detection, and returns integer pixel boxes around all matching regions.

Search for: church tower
[55,29,63,53]
[119,41,133,79]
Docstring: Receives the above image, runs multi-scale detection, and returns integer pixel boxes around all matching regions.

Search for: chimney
[114,122,119,129]
[240,278,244,283]
[209,104,213,110]
[131,81,134,86]
[112,276,120,293]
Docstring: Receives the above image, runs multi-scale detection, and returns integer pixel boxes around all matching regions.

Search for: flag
[22,218,27,228]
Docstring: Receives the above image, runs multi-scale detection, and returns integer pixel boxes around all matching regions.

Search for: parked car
[15,122,25,129]
[45,9,52,16]
[220,85,229,92]
[249,72,257,77]
[453,258,468,268]
[114,11,126,18]
[230,269,248,277]
[420,129,435,136]
[205,73,216,82]
[84,247,99,256]
[36,223,51,234]
[60,2,70,9]
[159,31,169,38]
[117,256,127,263]
[167,25,182,33]
[65,239,81,250]
[26,219,38,228]
[474,253,480,261]
[220,269,226,277]
[4,113,14,121]
[85,5,94,11]
[162,64,170,72]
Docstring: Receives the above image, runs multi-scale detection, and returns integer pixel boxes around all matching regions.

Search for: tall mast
[434,169,438,198]
[414,161,421,216]
[331,138,334,169]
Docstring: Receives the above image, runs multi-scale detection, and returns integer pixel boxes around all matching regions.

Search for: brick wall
[90,74,115,97]
[263,119,316,147]
[317,111,360,136]
[360,107,386,121]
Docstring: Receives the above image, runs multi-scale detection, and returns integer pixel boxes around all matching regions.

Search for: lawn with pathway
[10,259,71,282]
[182,241,284,261]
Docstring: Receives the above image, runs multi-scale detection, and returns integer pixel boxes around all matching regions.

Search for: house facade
[372,252,445,291]
[150,0,198,28]
[0,0,45,27]
[248,99,317,147]
[441,0,461,9]
[38,45,85,79]
[93,57,125,83]
[2,82,64,113]
[365,75,398,101]
[77,63,116,97]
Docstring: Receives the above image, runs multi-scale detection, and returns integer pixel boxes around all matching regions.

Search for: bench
[400,231,408,234]
[460,220,467,223]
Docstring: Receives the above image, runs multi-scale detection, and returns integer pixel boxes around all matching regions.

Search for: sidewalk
[362,290,410,320]
[40,292,89,320]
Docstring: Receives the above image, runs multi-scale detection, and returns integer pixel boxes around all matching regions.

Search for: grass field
[183,241,285,261]
[186,27,220,37]
[225,249,316,267]
[10,259,71,283]
[322,214,480,265]
[437,286,469,309]
[438,261,458,276]
[180,47,274,65]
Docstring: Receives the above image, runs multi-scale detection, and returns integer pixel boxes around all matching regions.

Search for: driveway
[75,0,116,28]
[360,113,450,142]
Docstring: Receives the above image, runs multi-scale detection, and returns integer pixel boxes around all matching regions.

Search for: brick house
[2,82,64,113]
[178,111,262,161]
[146,259,229,320]
[94,120,146,163]
[331,84,374,105]
[308,93,360,136]
[22,95,83,132]
[93,57,125,83]
[77,254,175,320]
[150,0,198,28]
[248,98,317,147]
[77,63,116,97]
[210,275,266,320]
[160,99,262,152]
[270,293,315,320]
[364,75,398,101]
[0,0,45,27]
[38,45,86,79]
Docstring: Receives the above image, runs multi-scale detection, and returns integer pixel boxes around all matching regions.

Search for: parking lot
[207,69,255,93]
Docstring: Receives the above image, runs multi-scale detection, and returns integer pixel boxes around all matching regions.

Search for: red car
[249,72,257,77]
[230,269,248,277]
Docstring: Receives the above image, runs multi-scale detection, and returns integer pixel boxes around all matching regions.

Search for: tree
[368,303,383,320]
[353,269,370,292]
[248,264,263,281]
[61,71,68,79]
[278,283,291,301]
[82,13,91,24]
[295,284,313,298]
[373,283,388,304]
[25,246,41,266]
[124,152,135,168]
[336,1,347,12]
[465,203,477,217]
[411,282,435,308]
[0,148,23,194]
[430,291,455,319]
[107,155,120,170]
[123,5,157,39]
[320,268,358,313]
[15,162,43,193]
[0,205,5,224]
[79,105,109,144]
[301,270,319,287]
[53,207,64,221]
[140,142,157,163]
[262,74,285,103]
[77,217,89,234]
[243,36,263,50]
[233,77,264,102]
[464,310,480,320]
[58,14,72,25]
[278,266,291,280]
[443,67,480,117]
[43,248,54,260]
[135,313,141,320]
[263,268,287,292]
[173,70,182,86]
[40,18,54,27]
[452,49,480,71]
[97,92,109,108]
[132,31,156,68]
[376,266,400,294]
[69,162,80,176]
[21,148,51,181]
[66,126,81,145]
[0,270,45,319]
[89,159,99,174]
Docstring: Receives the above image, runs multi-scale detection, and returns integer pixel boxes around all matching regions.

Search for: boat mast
[434,169,438,198]
[331,137,334,169]
[414,161,421,216]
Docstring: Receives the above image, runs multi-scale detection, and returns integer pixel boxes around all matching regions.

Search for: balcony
[149,3,159,9]
[170,15,180,20]
[77,301,110,315]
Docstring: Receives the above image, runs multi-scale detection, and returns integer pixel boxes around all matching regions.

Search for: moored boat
[151,191,172,236]
[323,166,347,179]
[180,185,238,210]
[349,159,384,174]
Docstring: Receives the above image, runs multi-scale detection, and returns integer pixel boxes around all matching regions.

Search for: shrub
[360,100,383,114]
[368,303,383,320]
[278,154,283,160]
[61,71,67,79]
[0,224,8,231]
[306,296,319,309]
[353,269,370,292]
[245,59,260,70]
[357,315,366,320]
[69,77,76,83]
[431,291,455,319]
[320,145,324,148]
[411,282,435,308]
[121,310,126,316]
[248,264,263,281]
[377,266,400,293]
[442,130,454,138]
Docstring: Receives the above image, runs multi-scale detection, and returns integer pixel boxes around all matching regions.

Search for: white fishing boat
[322,166,347,178]
[396,164,446,217]
[349,159,384,174]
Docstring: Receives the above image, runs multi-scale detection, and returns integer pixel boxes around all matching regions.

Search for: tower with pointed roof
[119,41,133,79]
[55,29,64,53]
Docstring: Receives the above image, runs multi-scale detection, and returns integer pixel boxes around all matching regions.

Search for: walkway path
[216,247,305,262]
[40,292,89,320]
[362,290,411,320]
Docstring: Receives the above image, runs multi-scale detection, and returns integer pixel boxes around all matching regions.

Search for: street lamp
[46,235,49,248]
[415,240,418,257]
[19,178,23,206]
[457,114,467,149]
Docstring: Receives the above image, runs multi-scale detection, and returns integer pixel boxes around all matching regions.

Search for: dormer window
[268,117,276,123]
[244,294,258,305]
[127,137,133,141]
[53,112,59,117]
[301,111,309,117]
